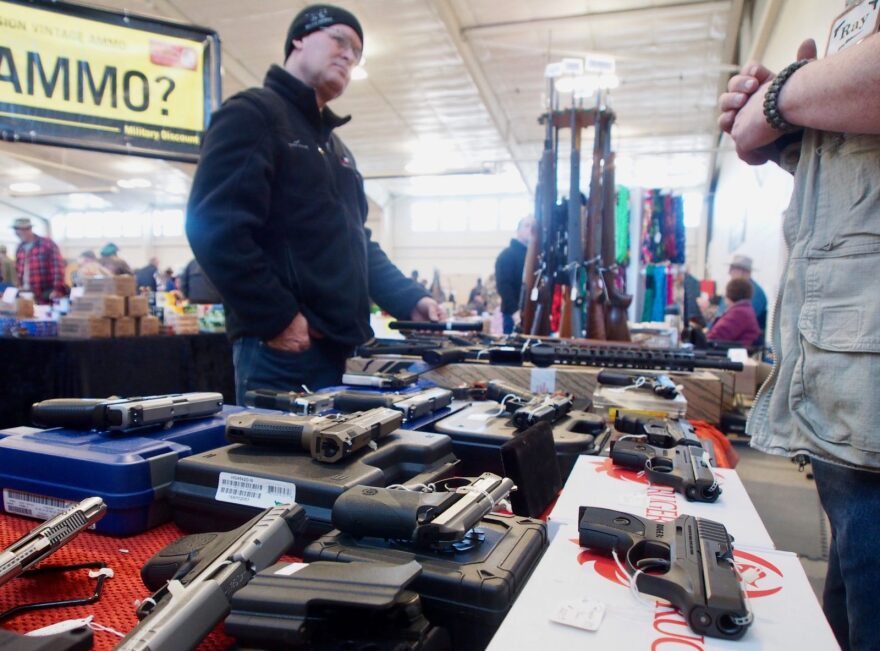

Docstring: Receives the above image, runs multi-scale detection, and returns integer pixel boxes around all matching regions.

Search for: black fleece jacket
[495,238,527,315]
[186,66,427,344]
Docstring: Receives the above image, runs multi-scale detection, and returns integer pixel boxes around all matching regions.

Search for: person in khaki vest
[719,8,880,649]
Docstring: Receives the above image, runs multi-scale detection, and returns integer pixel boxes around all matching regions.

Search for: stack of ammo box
[59,275,160,338]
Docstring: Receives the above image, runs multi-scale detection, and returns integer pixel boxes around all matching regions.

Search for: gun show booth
[0,0,854,650]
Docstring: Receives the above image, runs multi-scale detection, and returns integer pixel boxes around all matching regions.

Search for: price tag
[826,0,880,55]
[550,598,606,632]
[275,562,308,576]
[1,287,17,304]
[215,473,296,509]
[530,367,557,393]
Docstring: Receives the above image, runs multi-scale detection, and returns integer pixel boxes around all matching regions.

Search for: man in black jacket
[494,217,533,334]
[187,4,441,402]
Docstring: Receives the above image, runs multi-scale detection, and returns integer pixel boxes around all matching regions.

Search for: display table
[0,514,234,650]
[347,357,730,424]
[0,334,235,429]
[487,457,838,650]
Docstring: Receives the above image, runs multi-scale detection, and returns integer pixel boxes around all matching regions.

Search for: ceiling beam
[430,0,532,193]
[460,0,731,36]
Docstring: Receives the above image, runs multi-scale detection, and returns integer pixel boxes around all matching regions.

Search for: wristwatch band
[763,59,810,131]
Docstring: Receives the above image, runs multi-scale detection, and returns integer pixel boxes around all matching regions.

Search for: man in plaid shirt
[13,217,66,304]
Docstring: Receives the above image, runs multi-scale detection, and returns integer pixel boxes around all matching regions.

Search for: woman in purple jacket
[706,278,761,346]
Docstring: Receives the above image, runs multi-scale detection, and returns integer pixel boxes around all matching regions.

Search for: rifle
[331,473,515,547]
[578,507,752,640]
[332,387,454,422]
[584,102,608,340]
[31,393,223,432]
[119,504,306,651]
[225,407,403,463]
[559,103,587,339]
[0,496,106,588]
[524,78,558,336]
[599,113,633,341]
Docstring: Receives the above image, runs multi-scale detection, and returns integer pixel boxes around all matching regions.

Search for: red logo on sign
[150,40,198,70]
[573,539,783,599]
[595,457,650,485]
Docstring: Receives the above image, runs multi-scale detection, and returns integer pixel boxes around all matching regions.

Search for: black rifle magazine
[303,513,548,651]
[225,560,450,650]
[169,430,458,550]
[499,422,562,518]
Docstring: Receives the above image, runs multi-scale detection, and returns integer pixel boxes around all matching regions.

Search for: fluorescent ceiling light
[9,182,41,193]
[117,178,152,189]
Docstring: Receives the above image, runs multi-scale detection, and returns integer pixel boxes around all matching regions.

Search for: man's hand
[719,39,816,165]
[266,312,310,353]
[410,296,445,322]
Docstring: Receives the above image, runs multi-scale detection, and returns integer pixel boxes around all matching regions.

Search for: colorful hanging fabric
[615,185,631,265]
[639,189,686,264]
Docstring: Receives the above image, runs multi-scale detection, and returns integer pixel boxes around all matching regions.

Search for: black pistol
[332,387,453,422]
[225,407,403,463]
[578,507,752,640]
[484,379,573,429]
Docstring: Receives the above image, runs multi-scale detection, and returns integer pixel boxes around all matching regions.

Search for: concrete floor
[732,439,830,601]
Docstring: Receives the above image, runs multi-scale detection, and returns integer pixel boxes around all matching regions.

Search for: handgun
[225,407,403,463]
[578,507,752,640]
[342,370,419,389]
[597,370,680,399]
[117,503,306,651]
[611,436,720,502]
[243,388,336,415]
[331,473,515,547]
[0,496,107,587]
[614,414,701,448]
[332,387,453,421]
[484,379,573,429]
[31,392,223,432]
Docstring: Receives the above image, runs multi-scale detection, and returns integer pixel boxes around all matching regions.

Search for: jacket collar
[264,65,351,132]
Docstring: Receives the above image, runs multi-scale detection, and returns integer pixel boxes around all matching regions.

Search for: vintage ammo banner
[0,0,221,161]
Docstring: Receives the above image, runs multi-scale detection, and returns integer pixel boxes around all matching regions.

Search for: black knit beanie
[284,4,363,59]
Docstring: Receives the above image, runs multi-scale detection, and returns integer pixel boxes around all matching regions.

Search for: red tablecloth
[0,515,234,650]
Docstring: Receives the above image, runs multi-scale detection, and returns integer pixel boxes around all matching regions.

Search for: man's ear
[290,38,304,53]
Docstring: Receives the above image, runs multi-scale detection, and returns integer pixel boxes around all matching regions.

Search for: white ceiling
[0,0,743,225]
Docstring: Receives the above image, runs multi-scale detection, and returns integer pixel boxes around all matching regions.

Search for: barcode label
[215,473,296,509]
[3,489,76,521]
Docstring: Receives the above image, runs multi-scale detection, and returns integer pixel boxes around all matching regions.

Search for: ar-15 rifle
[118,504,306,651]
[578,507,752,640]
[332,387,453,422]
[244,388,336,415]
[225,408,403,463]
[584,103,608,340]
[31,392,223,432]
[611,429,720,502]
[0,496,106,587]
[484,379,573,429]
[598,110,632,341]
[332,473,515,548]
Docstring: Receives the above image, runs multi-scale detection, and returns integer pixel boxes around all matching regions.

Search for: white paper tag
[27,616,94,637]
[550,598,606,632]
[827,0,880,55]
[3,489,75,520]
[215,473,296,509]
[1,287,17,304]
[274,562,308,576]
[530,367,557,394]
[69,286,85,300]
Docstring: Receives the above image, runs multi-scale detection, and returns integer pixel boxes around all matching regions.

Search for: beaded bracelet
[763,59,810,131]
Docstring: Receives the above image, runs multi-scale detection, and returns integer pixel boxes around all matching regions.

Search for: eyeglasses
[320,27,362,63]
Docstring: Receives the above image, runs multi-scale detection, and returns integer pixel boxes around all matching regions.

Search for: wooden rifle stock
[599,117,632,342]
[584,106,607,340]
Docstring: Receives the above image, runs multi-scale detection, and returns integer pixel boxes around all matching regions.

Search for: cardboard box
[125,295,149,317]
[0,297,34,318]
[69,294,125,318]
[83,274,136,297]
[112,316,135,337]
[136,315,160,336]
[167,313,199,335]
[58,315,111,338]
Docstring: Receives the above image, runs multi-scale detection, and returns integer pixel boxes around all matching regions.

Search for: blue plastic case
[0,405,243,536]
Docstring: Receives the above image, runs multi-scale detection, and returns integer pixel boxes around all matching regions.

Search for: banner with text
[0,0,221,161]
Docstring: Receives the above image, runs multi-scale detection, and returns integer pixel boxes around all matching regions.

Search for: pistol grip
[577,507,645,557]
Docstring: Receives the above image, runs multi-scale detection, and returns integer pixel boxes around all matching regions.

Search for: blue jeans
[812,458,880,651]
[232,336,351,405]
[502,313,515,334]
